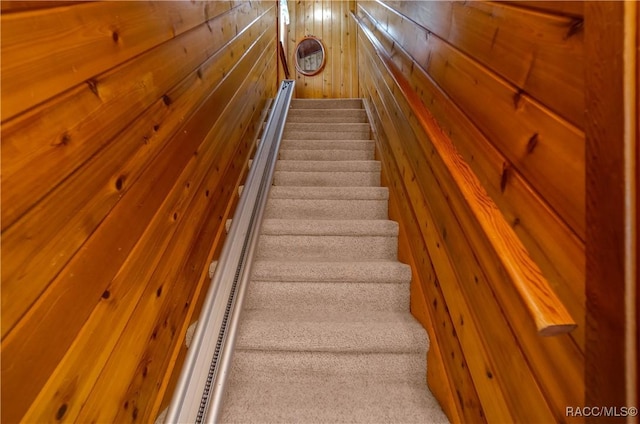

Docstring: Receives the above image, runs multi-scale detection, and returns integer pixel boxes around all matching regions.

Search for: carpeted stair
[220,98,448,423]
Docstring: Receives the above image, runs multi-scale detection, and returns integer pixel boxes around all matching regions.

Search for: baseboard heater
[166,80,295,423]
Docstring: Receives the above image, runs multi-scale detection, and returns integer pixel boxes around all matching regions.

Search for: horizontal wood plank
[358,16,585,421]
[361,53,524,422]
[1,1,267,233]
[0,1,238,121]
[0,9,276,423]
[374,0,584,128]
[357,4,586,349]
[380,145,484,423]
[499,1,584,18]
[358,3,585,240]
[1,3,274,339]
[1,1,92,13]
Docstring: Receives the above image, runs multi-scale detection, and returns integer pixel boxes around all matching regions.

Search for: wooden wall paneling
[327,1,345,98]
[0,2,273,338]
[1,1,265,233]
[286,0,356,98]
[115,74,274,424]
[360,42,519,422]
[360,37,562,422]
[359,1,585,241]
[498,1,584,18]
[584,0,635,415]
[358,20,585,420]
[380,154,471,424]
[0,1,92,13]
[357,4,586,351]
[76,48,277,424]
[376,0,584,129]
[364,82,485,423]
[0,1,238,122]
[0,9,276,423]
[19,35,275,424]
[348,0,358,98]
[358,16,586,421]
[152,96,276,421]
[322,0,331,96]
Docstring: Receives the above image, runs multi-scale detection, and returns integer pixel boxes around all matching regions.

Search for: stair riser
[251,261,411,284]
[228,351,425,384]
[264,199,388,220]
[245,281,409,312]
[274,171,380,187]
[257,235,397,260]
[286,115,368,123]
[284,130,370,140]
[279,149,374,161]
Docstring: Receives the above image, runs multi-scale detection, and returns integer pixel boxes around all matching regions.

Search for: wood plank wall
[285,0,358,98]
[355,1,585,422]
[0,1,277,422]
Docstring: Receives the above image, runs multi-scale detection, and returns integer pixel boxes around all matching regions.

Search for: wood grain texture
[0,1,241,122]
[356,4,586,349]
[584,1,632,416]
[356,4,586,421]
[374,0,584,129]
[0,1,92,13]
[1,1,273,340]
[357,12,575,337]
[286,0,357,98]
[1,1,265,233]
[379,146,483,424]
[499,1,584,18]
[0,2,277,422]
[358,2,585,241]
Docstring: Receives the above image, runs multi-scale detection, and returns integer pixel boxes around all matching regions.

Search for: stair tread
[260,219,397,236]
[228,350,424,384]
[281,140,374,150]
[221,379,447,424]
[236,309,428,353]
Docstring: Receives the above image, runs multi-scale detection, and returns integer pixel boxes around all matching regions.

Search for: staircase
[220,99,447,423]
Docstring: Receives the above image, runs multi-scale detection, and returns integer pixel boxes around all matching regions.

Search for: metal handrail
[166,80,295,423]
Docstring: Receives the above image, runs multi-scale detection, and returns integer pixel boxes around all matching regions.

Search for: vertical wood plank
[584,0,633,417]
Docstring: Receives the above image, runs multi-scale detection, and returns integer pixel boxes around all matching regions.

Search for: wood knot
[115,176,125,191]
[162,95,172,106]
[156,286,162,297]
[87,79,99,97]
[513,88,525,109]
[56,404,68,420]
[526,133,539,154]
[153,124,160,132]
[500,163,511,193]
[56,132,71,147]
[102,290,111,299]
[564,18,583,40]
[112,30,120,43]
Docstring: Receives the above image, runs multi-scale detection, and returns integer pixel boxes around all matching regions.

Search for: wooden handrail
[352,12,576,336]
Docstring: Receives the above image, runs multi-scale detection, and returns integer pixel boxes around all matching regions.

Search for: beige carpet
[220,98,448,424]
